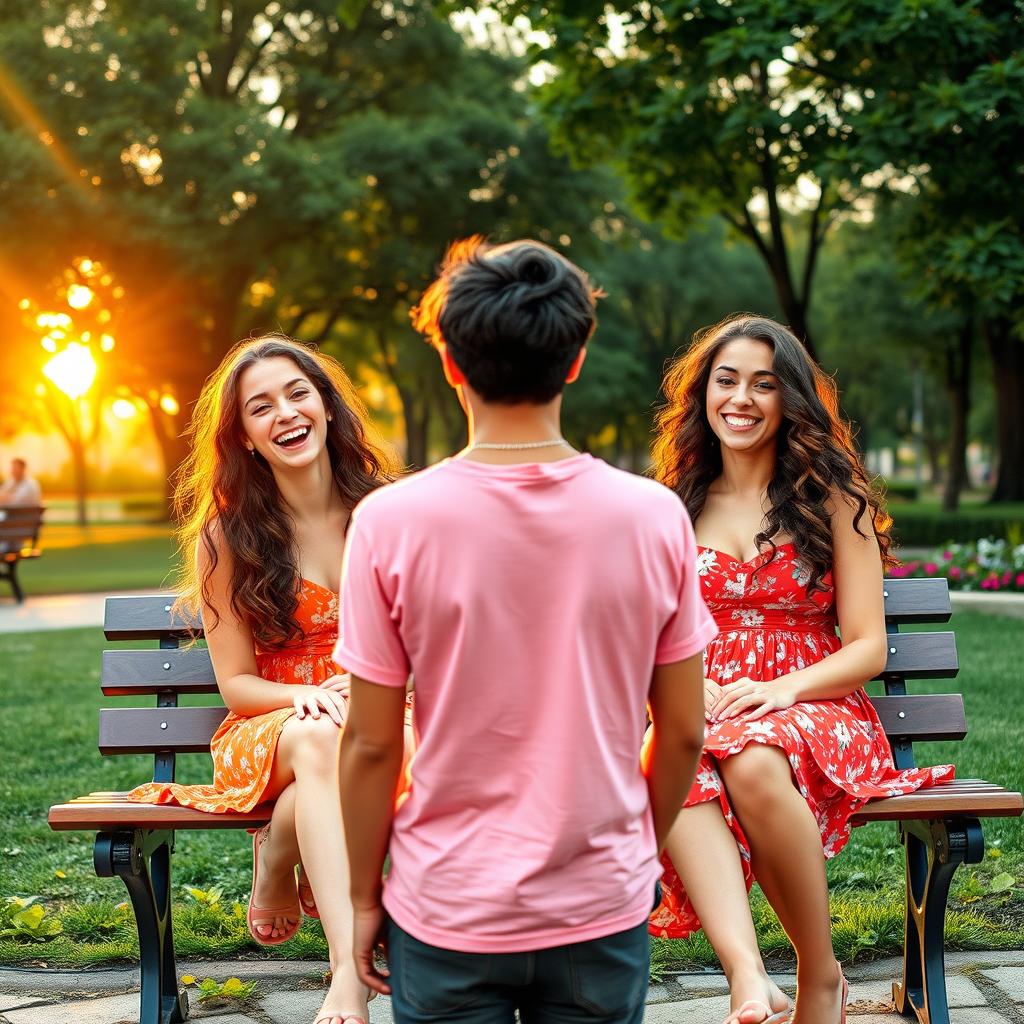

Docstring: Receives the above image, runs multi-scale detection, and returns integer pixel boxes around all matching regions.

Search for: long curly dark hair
[173,335,400,648]
[652,315,894,594]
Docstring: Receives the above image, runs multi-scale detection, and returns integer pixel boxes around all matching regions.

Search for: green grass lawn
[1,612,1021,968]
[15,524,180,596]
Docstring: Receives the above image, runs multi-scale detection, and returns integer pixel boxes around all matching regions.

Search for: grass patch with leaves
[0,613,1021,968]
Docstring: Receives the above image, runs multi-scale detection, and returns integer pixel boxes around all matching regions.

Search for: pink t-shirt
[336,454,716,953]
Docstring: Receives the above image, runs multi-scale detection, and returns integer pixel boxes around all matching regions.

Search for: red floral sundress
[649,542,956,939]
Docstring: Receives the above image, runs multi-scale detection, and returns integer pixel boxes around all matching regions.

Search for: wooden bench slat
[102,649,218,695]
[48,793,272,831]
[874,631,958,680]
[852,782,1024,822]
[883,577,952,623]
[99,707,227,754]
[870,694,966,741]
[104,595,202,642]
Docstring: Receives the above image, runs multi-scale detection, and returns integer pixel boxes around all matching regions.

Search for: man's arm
[644,652,706,851]
[338,676,407,994]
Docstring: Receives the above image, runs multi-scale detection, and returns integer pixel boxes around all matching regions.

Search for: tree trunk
[147,407,190,521]
[70,430,89,527]
[942,320,973,512]
[393,379,430,469]
[984,319,1024,502]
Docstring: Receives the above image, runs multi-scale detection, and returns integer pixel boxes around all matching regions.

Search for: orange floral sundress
[129,579,342,813]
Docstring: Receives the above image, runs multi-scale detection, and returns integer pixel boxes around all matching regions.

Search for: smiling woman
[126,334,401,1024]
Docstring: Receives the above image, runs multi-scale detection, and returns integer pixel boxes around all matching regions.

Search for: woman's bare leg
[267,715,367,1023]
[719,744,844,1023]
[250,782,301,940]
[665,800,789,1023]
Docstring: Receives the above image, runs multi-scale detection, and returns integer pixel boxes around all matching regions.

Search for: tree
[825,1,1024,501]
[813,210,976,510]
[452,1,942,359]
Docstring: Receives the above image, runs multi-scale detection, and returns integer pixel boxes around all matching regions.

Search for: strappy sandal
[247,824,301,946]
[296,863,320,918]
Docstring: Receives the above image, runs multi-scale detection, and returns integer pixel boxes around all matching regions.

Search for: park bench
[48,579,1022,1024]
[0,505,44,603]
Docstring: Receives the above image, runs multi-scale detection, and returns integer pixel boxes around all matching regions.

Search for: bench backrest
[0,505,44,555]
[99,577,959,783]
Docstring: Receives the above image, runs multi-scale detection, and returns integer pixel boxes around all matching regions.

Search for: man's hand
[352,901,391,995]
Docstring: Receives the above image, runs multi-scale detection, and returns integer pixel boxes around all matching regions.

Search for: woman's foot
[723,966,791,1023]
[791,960,845,1024]
[313,972,372,1024]
[296,863,320,918]
[248,825,301,945]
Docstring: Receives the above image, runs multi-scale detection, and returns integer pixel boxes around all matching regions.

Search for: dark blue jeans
[385,917,650,1024]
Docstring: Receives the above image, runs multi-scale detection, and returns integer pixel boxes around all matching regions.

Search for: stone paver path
[2,951,1024,1023]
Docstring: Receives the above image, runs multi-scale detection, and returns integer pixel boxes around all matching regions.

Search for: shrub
[889,538,1024,592]
[890,510,1024,547]
[881,478,920,502]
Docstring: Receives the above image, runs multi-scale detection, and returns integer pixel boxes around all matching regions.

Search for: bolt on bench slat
[873,631,959,679]
[882,577,952,623]
[104,595,203,642]
[870,694,966,742]
[102,649,218,695]
[98,707,227,754]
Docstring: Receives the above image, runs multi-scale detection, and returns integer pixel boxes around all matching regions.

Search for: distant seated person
[0,459,42,507]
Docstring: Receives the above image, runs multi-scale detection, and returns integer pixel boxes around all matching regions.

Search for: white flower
[696,550,719,576]
[736,608,765,627]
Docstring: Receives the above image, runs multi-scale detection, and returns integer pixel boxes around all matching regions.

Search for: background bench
[0,505,44,603]
[48,579,1022,1024]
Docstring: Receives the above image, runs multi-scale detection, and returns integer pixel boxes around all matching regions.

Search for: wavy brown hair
[652,315,894,594]
[173,335,400,648]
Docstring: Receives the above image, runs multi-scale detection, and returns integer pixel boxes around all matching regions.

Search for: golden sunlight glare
[43,342,97,399]
[111,398,137,419]
[66,283,94,309]
[159,394,180,415]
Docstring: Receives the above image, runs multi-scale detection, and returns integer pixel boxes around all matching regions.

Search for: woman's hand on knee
[292,686,347,727]
[712,677,796,722]
[318,672,351,698]
[703,678,724,720]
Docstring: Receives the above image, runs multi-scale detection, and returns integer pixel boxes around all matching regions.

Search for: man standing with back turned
[336,237,716,1024]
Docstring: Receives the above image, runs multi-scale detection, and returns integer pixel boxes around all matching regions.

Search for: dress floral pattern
[129,579,342,813]
[649,542,955,939]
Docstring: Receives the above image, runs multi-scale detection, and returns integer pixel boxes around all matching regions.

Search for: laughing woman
[649,316,954,1024]
[130,335,400,1024]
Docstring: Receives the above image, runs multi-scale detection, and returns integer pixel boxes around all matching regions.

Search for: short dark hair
[10,458,26,471]
[411,236,600,404]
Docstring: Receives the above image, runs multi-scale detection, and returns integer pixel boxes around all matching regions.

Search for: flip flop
[314,1015,367,1024]
[247,824,301,946]
[296,864,320,919]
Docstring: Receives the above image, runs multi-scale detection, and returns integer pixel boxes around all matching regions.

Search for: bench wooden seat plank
[47,580,1023,1024]
[852,782,1024,822]
[49,794,272,831]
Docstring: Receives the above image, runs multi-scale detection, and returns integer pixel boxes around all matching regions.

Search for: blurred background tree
[0,0,1018,521]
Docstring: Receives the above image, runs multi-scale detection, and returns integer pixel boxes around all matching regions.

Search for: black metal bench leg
[8,562,23,603]
[95,830,188,1024]
[893,818,983,1024]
